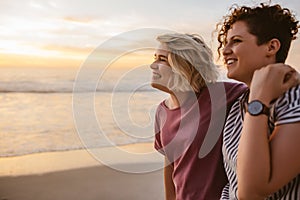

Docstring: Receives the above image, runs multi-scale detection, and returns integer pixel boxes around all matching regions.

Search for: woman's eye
[233,39,241,43]
[156,56,168,62]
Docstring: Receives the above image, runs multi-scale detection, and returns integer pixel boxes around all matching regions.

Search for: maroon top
[154,82,247,200]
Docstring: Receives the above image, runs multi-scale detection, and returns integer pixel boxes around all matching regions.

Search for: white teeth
[227,59,235,65]
[153,73,161,78]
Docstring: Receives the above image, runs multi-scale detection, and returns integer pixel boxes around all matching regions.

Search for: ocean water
[0,67,167,157]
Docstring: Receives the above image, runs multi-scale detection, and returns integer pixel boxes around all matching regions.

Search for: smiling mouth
[152,73,161,79]
[225,58,237,66]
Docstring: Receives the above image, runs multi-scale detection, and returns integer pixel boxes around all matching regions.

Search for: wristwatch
[245,100,270,116]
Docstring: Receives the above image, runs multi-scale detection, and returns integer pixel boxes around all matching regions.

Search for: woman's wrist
[248,93,272,107]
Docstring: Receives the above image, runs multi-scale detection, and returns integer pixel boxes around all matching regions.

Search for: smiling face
[223,21,275,85]
[150,43,174,93]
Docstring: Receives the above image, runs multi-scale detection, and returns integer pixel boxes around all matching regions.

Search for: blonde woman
[150,33,246,200]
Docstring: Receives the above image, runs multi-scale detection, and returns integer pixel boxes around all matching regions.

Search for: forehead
[227,21,250,39]
[154,43,169,56]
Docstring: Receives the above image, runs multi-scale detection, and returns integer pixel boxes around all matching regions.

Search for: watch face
[248,101,263,115]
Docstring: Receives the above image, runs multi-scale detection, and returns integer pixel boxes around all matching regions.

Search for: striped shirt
[221,85,300,199]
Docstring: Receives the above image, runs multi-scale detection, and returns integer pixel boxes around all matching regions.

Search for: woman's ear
[266,38,281,56]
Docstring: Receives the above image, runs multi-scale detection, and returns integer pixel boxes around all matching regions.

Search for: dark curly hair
[217,3,299,63]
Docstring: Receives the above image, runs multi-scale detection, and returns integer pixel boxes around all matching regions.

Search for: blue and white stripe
[221,85,300,199]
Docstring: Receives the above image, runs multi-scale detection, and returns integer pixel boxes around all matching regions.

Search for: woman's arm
[237,64,300,199]
[164,157,176,200]
[238,114,300,199]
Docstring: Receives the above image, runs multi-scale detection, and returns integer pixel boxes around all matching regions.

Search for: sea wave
[0,81,155,93]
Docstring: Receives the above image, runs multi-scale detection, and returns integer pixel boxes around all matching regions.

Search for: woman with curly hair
[217,3,300,199]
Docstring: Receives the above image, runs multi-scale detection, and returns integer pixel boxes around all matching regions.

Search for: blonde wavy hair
[156,33,219,93]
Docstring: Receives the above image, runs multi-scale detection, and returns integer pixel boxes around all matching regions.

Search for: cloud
[1,0,299,69]
[63,16,94,24]
[41,44,94,56]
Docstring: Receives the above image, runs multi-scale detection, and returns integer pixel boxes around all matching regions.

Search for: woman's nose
[222,44,232,56]
[150,62,158,69]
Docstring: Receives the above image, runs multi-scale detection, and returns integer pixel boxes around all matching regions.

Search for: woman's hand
[249,63,299,106]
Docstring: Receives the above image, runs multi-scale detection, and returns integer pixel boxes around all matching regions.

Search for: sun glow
[0,0,299,70]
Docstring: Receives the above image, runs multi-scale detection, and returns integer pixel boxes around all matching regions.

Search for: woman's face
[150,43,174,93]
[223,21,272,85]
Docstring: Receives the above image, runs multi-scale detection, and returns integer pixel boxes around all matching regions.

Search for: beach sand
[0,143,165,200]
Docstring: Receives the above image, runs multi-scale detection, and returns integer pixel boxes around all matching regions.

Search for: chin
[226,71,234,79]
[151,83,171,94]
[227,70,239,81]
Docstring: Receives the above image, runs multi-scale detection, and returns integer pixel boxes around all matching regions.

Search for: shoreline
[0,142,164,177]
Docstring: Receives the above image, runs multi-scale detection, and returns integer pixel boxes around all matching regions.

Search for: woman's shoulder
[205,81,247,106]
[208,81,246,88]
[273,85,300,125]
[275,84,300,106]
[215,81,248,97]
[222,81,247,89]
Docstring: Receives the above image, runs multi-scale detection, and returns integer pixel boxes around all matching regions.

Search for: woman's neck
[166,91,196,109]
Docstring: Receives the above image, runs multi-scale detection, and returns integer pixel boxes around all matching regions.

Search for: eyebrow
[225,35,243,44]
[154,54,168,59]
[228,35,242,40]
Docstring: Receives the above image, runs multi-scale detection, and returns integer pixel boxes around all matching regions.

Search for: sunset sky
[1,0,299,69]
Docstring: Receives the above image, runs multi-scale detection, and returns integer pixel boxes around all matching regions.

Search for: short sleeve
[274,85,300,126]
[154,105,166,155]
